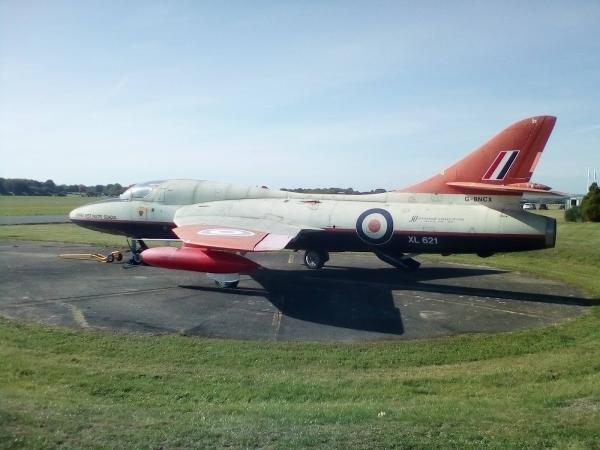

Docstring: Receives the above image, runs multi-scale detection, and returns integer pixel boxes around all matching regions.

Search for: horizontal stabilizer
[446,182,566,196]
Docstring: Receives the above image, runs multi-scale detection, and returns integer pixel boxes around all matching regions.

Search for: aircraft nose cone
[69,206,83,221]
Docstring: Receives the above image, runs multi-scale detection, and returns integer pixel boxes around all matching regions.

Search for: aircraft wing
[172,216,317,252]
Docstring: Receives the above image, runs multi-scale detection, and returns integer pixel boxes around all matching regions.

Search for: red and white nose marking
[356,208,394,245]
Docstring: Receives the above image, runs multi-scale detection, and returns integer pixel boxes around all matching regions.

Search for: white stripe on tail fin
[482,150,520,180]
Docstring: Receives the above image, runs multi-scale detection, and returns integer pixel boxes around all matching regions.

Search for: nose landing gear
[127,238,148,265]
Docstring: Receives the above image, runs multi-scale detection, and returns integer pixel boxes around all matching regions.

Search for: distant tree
[581,182,600,222]
[0,178,130,196]
[281,187,388,195]
[565,205,582,222]
[56,184,68,195]
[104,183,124,197]
[11,179,30,195]
[44,179,56,191]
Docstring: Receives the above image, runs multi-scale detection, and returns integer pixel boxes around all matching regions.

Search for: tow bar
[59,251,124,263]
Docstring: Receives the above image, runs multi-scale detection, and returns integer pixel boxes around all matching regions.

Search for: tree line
[1,179,388,197]
[0,178,125,197]
[281,187,387,195]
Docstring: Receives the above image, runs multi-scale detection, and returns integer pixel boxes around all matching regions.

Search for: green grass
[0,195,92,216]
[0,224,126,247]
[1,312,599,449]
[1,210,600,448]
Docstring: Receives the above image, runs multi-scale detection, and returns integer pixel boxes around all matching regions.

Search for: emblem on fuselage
[356,208,394,245]
[197,228,255,237]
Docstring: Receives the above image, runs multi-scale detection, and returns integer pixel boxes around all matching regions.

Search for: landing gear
[303,250,329,270]
[375,252,421,272]
[127,238,148,265]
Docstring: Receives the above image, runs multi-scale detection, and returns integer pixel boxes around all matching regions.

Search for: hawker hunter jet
[70,116,560,288]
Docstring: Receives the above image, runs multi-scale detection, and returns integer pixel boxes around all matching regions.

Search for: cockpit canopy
[116,179,284,205]
[119,181,164,201]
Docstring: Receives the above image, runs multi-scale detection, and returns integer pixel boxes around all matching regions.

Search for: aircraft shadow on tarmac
[179,266,591,336]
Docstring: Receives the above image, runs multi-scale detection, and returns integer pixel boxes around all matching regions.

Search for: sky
[1,1,599,193]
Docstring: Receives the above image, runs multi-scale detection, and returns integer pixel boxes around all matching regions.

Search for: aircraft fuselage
[70,179,555,257]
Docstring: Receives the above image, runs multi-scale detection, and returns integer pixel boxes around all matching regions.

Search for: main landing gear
[127,238,148,265]
[375,252,421,272]
[301,250,421,271]
[303,250,330,270]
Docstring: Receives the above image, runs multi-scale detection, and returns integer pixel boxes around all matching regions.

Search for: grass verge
[0,224,125,247]
[1,310,599,449]
[0,195,91,216]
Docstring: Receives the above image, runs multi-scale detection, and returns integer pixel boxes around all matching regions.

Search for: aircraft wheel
[215,280,239,289]
[304,250,329,270]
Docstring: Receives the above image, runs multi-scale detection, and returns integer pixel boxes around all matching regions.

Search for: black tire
[115,252,123,262]
[106,254,115,263]
[304,250,329,270]
[215,280,239,289]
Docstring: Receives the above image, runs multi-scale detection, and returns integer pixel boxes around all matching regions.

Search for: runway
[0,240,590,341]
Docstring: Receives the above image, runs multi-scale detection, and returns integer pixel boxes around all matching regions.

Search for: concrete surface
[0,240,590,342]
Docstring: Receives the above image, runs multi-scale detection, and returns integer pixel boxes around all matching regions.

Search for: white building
[566,196,584,209]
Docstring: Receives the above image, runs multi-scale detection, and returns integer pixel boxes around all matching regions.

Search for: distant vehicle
[70,116,561,288]
[523,203,536,210]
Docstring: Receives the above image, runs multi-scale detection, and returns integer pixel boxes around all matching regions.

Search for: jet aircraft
[70,116,560,288]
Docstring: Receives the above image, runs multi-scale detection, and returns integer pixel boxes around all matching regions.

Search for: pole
[587,168,590,192]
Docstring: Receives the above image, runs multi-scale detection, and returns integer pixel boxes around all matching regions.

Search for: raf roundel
[356,208,394,245]
[197,228,255,237]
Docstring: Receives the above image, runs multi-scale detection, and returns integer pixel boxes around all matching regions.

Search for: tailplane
[399,116,558,195]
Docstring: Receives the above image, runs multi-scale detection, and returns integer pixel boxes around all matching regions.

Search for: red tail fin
[399,116,556,194]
